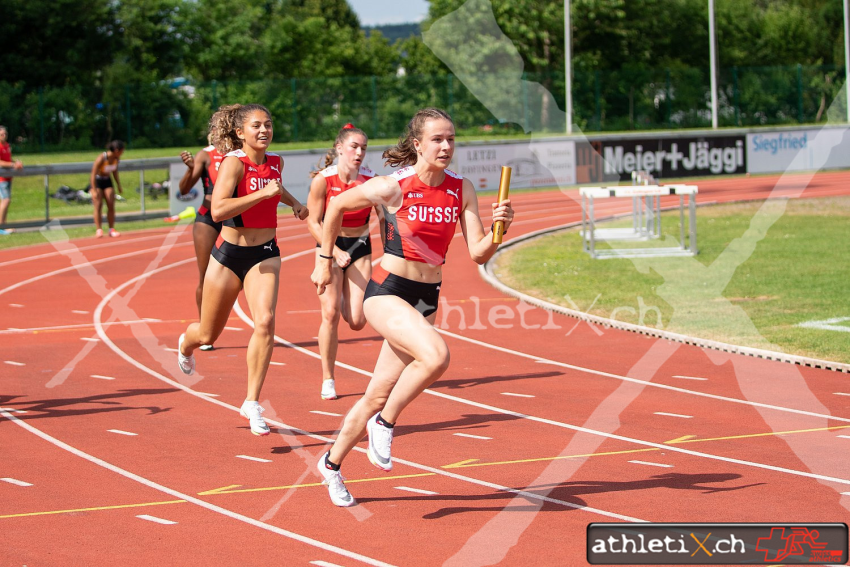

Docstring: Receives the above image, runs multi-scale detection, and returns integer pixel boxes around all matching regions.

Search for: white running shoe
[199,344,214,351]
[240,400,270,436]
[321,379,337,400]
[177,334,195,375]
[366,413,394,471]
[317,452,355,507]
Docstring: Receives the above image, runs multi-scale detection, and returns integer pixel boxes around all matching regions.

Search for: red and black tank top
[320,165,375,227]
[201,145,225,196]
[382,167,464,265]
[222,150,282,229]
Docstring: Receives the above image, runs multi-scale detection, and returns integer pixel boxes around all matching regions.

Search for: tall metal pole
[565,0,573,134]
[845,0,850,122]
[708,0,719,129]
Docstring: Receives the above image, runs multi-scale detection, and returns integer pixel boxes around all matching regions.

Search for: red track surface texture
[2,172,849,566]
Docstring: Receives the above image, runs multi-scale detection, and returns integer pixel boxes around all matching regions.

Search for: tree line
[0,0,844,151]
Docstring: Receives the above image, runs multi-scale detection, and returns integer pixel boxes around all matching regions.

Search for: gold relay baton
[492,166,512,244]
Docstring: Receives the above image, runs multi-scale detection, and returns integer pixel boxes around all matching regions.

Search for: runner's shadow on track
[355,492,587,519]
[288,335,383,349]
[529,472,765,497]
[358,473,761,519]
[430,370,564,390]
[0,389,178,420]
[395,412,523,437]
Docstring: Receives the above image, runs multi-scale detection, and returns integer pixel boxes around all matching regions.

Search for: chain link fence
[0,65,844,153]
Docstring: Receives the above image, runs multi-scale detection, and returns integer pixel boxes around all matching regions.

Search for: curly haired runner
[306,123,382,401]
[177,103,308,436]
[311,108,515,506]
[177,112,228,351]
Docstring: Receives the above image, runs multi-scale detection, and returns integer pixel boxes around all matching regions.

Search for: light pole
[565,0,573,134]
[845,0,850,121]
[708,0,719,129]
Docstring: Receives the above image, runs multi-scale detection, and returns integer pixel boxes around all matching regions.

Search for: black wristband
[318,253,333,260]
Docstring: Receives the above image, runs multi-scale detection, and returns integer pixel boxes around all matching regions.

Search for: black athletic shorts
[196,204,223,233]
[94,175,113,191]
[211,236,279,282]
[316,235,372,272]
[364,265,441,318]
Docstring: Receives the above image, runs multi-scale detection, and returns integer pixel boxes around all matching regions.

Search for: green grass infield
[495,196,850,365]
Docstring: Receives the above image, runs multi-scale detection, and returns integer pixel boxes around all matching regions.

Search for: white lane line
[453,433,492,440]
[91,374,115,380]
[0,320,169,334]
[630,460,674,468]
[224,326,243,331]
[835,393,850,397]
[269,361,286,366]
[838,435,850,440]
[236,455,273,463]
[437,329,850,425]
[137,514,177,525]
[501,392,535,398]
[163,348,179,353]
[72,310,89,315]
[310,410,343,417]
[108,429,138,436]
[311,561,344,567]
[81,337,100,342]
[9,303,24,307]
[91,263,644,523]
[672,375,709,381]
[1,478,33,487]
[654,412,693,419]
[394,486,439,496]
[197,392,219,397]
[4,361,24,366]
[1,410,395,567]
[0,407,27,414]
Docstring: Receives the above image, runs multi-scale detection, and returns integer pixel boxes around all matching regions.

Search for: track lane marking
[1,478,33,487]
[90,262,642,522]
[0,409,396,567]
[137,514,177,525]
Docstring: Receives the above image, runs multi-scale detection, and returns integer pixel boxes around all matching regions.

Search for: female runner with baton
[310,107,514,506]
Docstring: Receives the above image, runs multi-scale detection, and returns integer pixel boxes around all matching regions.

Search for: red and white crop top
[320,164,375,227]
[381,167,464,265]
[221,150,282,229]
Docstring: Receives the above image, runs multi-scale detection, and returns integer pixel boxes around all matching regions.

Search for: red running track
[1,171,849,566]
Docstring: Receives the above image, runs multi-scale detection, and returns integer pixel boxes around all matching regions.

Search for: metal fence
[0,65,844,153]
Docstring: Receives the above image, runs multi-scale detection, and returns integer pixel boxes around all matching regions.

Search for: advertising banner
[598,136,746,182]
[747,128,850,173]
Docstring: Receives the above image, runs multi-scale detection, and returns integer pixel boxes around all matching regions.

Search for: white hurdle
[580,182,699,259]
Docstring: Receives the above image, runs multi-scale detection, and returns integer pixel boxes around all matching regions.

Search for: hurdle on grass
[580,182,699,259]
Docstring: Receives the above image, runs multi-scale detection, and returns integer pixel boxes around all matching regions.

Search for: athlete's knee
[420,344,450,375]
[253,311,276,337]
[197,328,219,346]
[347,315,367,331]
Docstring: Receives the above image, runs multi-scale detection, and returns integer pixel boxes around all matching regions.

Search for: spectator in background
[0,125,24,235]
[89,140,125,238]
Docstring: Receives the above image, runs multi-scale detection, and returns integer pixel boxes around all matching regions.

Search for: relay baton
[492,166,512,244]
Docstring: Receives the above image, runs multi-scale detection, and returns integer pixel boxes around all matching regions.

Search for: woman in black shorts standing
[89,140,124,238]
